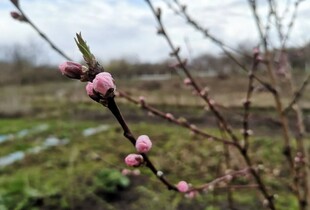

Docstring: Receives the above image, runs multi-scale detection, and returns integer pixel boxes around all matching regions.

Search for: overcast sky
[0,0,309,65]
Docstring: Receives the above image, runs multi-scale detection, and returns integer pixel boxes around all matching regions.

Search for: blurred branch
[145,0,240,144]
[248,1,310,209]
[248,0,294,169]
[165,0,277,96]
[281,0,305,48]
[189,167,251,192]
[268,0,309,206]
[144,1,276,208]
[9,1,71,60]
[242,49,260,150]
[107,97,178,191]
[117,91,236,146]
[283,74,310,114]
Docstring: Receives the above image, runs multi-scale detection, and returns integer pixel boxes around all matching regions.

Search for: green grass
[0,117,305,210]
[0,75,309,209]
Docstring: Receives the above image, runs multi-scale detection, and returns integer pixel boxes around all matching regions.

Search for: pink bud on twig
[183,78,192,86]
[125,154,144,167]
[10,11,26,21]
[86,82,95,97]
[185,190,197,199]
[165,113,174,120]
[93,72,115,96]
[85,82,100,101]
[121,169,131,176]
[177,181,189,192]
[135,135,152,153]
[59,61,84,80]
[139,96,146,106]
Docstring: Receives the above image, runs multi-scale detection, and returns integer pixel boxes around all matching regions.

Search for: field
[0,72,309,210]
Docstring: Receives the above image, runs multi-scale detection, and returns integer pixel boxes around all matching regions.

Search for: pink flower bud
[253,47,260,55]
[185,190,197,199]
[10,11,20,19]
[121,169,131,176]
[135,135,152,153]
[139,96,146,106]
[132,169,141,176]
[177,181,189,192]
[93,72,115,96]
[59,61,84,80]
[183,78,191,86]
[125,154,143,167]
[86,82,95,97]
[85,82,100,101]
[165,113,174,120]
[10,11,25,21]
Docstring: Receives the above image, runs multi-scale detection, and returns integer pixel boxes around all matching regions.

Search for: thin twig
[189,168,251,192]
[283,73,310,114]
[169,0,277,94]
[242,49,260,150]
[145,0,240,144]
[107,97,178,191]
[281,0,305,48]
[145,1,276,208]
[247,1,303,209]
[117,91,236,146]
[10,1,71,60]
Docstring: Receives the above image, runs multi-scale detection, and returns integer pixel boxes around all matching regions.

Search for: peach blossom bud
[294,156,301,163]
[200,89,207,96]
[185,191,197,199]
[253,47,260,55]
[10,11,26,21]
[263,199,269,207]
[157,171,164,177]
[93,72,115,96]
[208,185,214,191]
[147,111,154,117]
[86,82,100,101]
[225,174,233,182]
[209,98,215,106]
[121,169,131,176]
[125,154,143,167]
[165,113,174,120]
[190,124,197,130]
[59,61,84,80]
[86,82,95,97]
[177,181,189,192]
[132,169,141,176]
[139,96,146,106]
[184,78,191,86]
[10,11,20,19]
[272,168,280,176]
[135,135,152,153]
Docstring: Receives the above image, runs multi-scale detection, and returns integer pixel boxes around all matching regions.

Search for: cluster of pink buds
[59,61,116,99]
[125,135,153,167]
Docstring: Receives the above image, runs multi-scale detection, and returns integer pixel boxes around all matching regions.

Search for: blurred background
[0,0,309,209]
